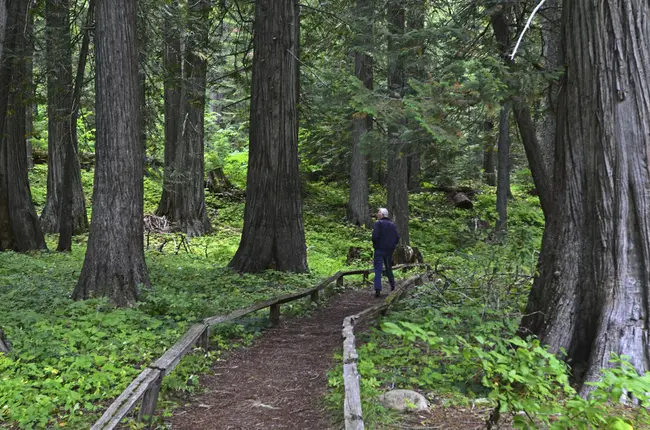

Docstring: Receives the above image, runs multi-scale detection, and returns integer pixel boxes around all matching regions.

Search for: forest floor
[167,283,504,430]
[168,287,375,429]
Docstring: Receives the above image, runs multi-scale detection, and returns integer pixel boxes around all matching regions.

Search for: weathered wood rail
[342,272,430,430]
[91,264,426,430]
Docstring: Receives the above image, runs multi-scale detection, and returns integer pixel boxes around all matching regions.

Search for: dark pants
[374,249,395,291]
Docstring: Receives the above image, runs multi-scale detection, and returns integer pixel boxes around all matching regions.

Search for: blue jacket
[372,218,399,251]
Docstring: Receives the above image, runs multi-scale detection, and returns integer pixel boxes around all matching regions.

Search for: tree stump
[206,167,234,193]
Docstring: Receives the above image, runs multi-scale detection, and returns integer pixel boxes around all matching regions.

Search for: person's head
[377,208,389,219]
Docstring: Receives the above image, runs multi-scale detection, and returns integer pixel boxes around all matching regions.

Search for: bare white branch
[510,0,548,60]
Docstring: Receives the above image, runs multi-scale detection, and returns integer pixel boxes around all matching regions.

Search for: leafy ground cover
[327,187,650,429]
[2,161,422,429]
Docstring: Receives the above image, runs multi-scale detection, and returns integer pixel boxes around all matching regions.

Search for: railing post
[270,304,281,326]
[362,271,368,284]
[310,290,319,302]
[337,276,344,288]
[138,371,163,424]
[199,326,209,350]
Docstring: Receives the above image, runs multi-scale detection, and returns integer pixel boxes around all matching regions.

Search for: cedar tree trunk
[229,0,308,273]
[73,0,149,307]
[521,0,650,393]
[490,7,553,215]
[386,0,409,245]
[405,0,425,193]
[157,0,212,236]
[347,0,373,228]
[0,0,45,252]
[536,0,562,184]
[157,0,181,218]
[41,0,88,235]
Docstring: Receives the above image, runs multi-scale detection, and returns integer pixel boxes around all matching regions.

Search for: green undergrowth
[326,187,650,429]
[2,167,422,429]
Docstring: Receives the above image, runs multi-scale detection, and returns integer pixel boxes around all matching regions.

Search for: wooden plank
[342,316,364,430]
[343,362,365,430]
[150,324,207,376]
[202,268,421,328]
[341,272,429,430]
[270,304,281,326]
[91,368,161,430]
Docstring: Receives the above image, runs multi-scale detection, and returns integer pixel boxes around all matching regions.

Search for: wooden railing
[342,272,430,430]
[91,264,425,430]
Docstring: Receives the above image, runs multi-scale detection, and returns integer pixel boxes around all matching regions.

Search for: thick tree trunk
[73,0,149,307]
[157,0,181,218]
[386,0,409,245]
[490,8,553,215]
[157,0,212,237]
[405,0,425,193]
[496,103,510,233]
[229,0,308,273]
[137,1,148,163]
[536,0,562,184]
[25,4,33,170]
[0,0,45,252]
[41,0,88,235]
[520,0,650,393]
[346,0,373,228]
[57,0,92,253]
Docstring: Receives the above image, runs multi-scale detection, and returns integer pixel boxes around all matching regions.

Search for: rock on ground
[377,389,429,412]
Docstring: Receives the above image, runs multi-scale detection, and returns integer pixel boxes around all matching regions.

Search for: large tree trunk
[405,0,425,193]
[157,0,181,218]
[0,0,46,252]
[490,7,553,216]
[495,103,510,233]
[137,0,148,165]
[386,0,409,245]
[346,0,373,228]
[520,0,650,394]
[229,0,308,273]
[41,0,88,235]
[536,0,562,182]
[157,0,212,237]
[24,3,34,170]
[73,0,149,307]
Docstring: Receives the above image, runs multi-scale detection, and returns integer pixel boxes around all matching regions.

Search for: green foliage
[222,150,249,189]
[4,167,415,429]
[548,355,650,430]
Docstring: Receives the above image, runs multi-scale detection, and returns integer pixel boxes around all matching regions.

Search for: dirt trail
[169,288,376,430]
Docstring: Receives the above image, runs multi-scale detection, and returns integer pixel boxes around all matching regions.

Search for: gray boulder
[377,389,429,412]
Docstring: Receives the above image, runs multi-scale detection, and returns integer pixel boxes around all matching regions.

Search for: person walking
[372,208,399,297]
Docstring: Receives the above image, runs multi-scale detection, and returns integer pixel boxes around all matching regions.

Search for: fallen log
[423,185,478,199]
